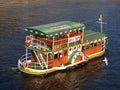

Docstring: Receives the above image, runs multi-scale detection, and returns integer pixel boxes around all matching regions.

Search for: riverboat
[18,19,107,75]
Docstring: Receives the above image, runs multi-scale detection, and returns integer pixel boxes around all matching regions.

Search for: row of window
[48,50,68,60]
[82,41,104,50]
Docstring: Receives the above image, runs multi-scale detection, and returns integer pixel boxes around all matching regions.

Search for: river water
[0,0,120,90]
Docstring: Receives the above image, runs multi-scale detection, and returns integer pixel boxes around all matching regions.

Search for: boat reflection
[19,56,106,90]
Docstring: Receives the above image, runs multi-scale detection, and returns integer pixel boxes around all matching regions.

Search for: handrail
[34,35,81,45]
[33,51,43,69]
[31,39,52,50]
[20,53,31,62]
[19,53,50,69]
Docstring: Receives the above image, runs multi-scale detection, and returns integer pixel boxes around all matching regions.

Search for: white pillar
[47,53,48,69]
[100,14,103,33]
[37,40,38,48]
[67,33,69,47]
[26,48,28,61]
[52,36,54,51]
[82,27,85,43]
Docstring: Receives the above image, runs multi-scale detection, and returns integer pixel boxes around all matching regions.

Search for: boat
[18,19,107,75]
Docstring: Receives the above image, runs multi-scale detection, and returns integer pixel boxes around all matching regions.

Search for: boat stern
[17,53,57,75]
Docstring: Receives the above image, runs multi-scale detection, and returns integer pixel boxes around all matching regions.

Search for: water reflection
[19,56,106,90]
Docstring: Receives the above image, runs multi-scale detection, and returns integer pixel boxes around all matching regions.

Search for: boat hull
[18,50,105,75]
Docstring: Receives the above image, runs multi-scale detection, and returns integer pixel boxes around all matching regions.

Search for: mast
[67,33,70,47]
[97,14,107,33]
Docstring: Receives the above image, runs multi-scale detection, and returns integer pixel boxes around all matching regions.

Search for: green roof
[25,21,85,37]
[83,30,106,42]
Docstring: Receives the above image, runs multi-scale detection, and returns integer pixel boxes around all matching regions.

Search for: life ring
[26,40,32,47]
[25,36,33,46]
[22,61,28,68]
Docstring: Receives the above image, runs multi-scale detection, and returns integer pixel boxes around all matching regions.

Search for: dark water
[0,0,120,90]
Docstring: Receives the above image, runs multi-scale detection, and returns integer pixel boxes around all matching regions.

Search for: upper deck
[25,21,106,54]
[83,30,106,43]
[25,21,85,37]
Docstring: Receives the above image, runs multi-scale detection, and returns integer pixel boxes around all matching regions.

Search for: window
[77,30,79,33]
[102,41,104,44]
[97,42,101,46]
[48,53,52,59]
[94,42,97,47]
[74,47,76,50]
[89,43,93,48]
[86,45,89,49]
[82,46,85,50]
[54,53,58,59]
[80,30,82,33]
[41,42,44,46]
[64,50,67,56]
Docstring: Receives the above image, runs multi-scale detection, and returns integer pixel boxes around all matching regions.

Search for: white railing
[32,39,48,50]
[20,53,31,62]
[19,53,48,70]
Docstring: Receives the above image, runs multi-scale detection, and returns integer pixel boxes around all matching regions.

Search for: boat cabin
[25,21,85,68]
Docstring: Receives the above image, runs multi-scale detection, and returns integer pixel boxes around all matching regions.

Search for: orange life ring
[26,40,32,46]
[22,61,28,68]
[26,36,33,46]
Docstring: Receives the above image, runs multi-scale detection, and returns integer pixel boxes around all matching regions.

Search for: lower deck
[28,37,106,68]
[18,49,105,75]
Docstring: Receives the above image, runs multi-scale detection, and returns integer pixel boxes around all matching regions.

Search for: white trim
[65,31,67,33]
[90,41,93,43]
[41,33,44,35]
[94,40,97,43]
[30,30,33,33]
[98,39,101,41]
[54,51,58,54]
[82,43,85,46]
[50,34,53,37]
[74,29,76,31]
[87,42,89,45]
[60,32,63,34]
[25,29,28,31]
[55,33,58,35]
[59,50,62,53]
[35,32,38,34]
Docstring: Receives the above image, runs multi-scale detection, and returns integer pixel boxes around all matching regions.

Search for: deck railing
[19,53,52,70]
[20,53,31,62]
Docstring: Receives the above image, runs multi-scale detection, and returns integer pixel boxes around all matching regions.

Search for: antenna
[96,14,107,33]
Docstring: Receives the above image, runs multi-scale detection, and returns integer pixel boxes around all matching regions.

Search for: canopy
[83,30,106,42]
[25,21,85,37]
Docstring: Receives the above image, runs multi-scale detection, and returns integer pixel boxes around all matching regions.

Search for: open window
[48,53,52,59]
[64,50,68,56]
[54,53,58,59]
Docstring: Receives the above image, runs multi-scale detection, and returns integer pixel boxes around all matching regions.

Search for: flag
[98,14,102,22]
